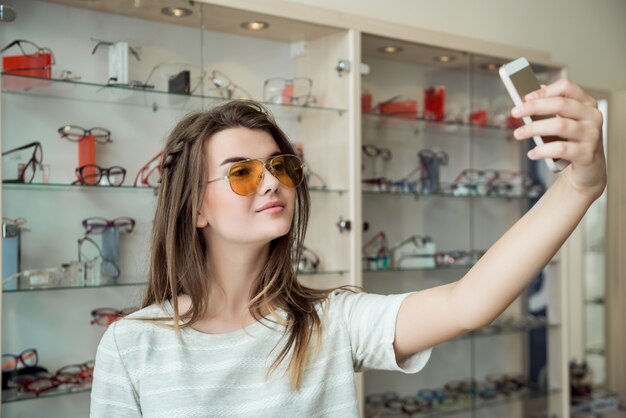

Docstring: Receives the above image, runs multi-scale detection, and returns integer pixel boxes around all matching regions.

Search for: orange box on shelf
[2,52,52,90]
[361,93,372,113]
[78,135,97,185]
[379,99,418,119]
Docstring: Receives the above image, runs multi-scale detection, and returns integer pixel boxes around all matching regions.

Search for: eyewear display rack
[0,0,574,417]
[358,34,569,418]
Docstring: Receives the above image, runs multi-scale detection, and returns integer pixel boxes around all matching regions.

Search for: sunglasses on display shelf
[1,39,56,67]
[208,70,252,100]
[102,76,154,90]
[485,373,531,396]
[415,388,456,409]
[58,70,81,81]
[82,217,136,235]
[143,63,206,94]
[362,231,390,270]
[8,360,94,396]
[90,307,138,326]
[418,149,448,194]
[389,234,435,269]
[361,144,392,189]
[2,349,38,372]
[2,217,29,230]
[362,144,392,161]
[73,164,126,187]
[262,77,317,106]
[134,151,163,188]
[434,249,485,268]
[304,168,327,190]
[439,168,498,197]
[207,154,305,196]
[485,169,545,198]
[91,38,141,61]
[58,125,112,144]
[78,235,121,280]
[385,163,423,194]
[2,142,43,184]
[365,391,426,416]
[295,246,320,274]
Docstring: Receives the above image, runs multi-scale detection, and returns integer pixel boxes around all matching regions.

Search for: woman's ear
[196,212,209,229]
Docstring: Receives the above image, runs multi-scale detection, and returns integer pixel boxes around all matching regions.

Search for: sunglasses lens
[113,217,134,233]
[59,126,85,141]
[263,79,284,103]
[229,160,264,196]
[2,355,15,371]
[22,350,37,367]
[84,218,107,234]
[80,165,101,185]
[21,161,36,183]
[271,155,303,188]
[91,128,110,143]
[108,167,125,186]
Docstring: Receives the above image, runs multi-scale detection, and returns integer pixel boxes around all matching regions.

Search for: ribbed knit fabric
[90,291,432,417]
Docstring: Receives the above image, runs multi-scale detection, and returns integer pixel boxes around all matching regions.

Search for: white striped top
[90,291,431,417]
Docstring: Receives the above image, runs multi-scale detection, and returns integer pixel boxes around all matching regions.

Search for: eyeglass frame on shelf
[1,141,43,184]
[73,164,127,187]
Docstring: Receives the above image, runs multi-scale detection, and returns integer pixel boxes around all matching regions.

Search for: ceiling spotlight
[434,55,456,63]
[241,21,270,31]
[161,7,193,18]
[378,46,403,54]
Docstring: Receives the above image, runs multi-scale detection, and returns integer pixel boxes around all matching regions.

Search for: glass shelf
[361,112,516,137]
[1,73,347,117]
[1,182,345,194]
[2,279,148,293]
[458,323,560,342]
[363,259,559,274]
[1,385,91,404]
[415,388,562,418]
[2,270,347,293]
[362,188,536,200]
[364,264,475,273]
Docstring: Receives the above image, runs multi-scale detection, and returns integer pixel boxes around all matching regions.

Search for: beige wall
[280,0,626,92]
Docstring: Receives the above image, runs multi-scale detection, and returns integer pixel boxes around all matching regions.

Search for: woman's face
[198,127,296,246]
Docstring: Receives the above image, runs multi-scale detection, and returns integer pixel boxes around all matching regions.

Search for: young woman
[90,80,606,417]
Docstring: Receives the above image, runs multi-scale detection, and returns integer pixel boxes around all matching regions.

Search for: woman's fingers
[527,140,597,167]
[512,96,600,122]
[513,116,600,143]
[524,79,598,108]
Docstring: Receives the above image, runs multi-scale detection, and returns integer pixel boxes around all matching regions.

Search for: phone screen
[509,66,564,147]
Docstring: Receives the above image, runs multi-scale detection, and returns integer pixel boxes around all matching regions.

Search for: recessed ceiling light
[434,55,456,63]
[378,46,403,54]
[241,21,270,31]
[161,7,193,18]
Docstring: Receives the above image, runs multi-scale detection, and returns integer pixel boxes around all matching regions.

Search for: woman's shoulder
[101,303,173,348]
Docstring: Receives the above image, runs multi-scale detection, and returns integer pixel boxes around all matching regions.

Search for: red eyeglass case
[2,53,52,90]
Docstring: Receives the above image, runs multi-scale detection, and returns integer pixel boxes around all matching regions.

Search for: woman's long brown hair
[141,100,337,390]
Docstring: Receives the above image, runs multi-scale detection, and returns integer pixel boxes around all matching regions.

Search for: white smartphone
[499,57,570,173]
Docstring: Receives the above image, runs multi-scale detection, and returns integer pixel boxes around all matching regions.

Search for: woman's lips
[255,200,285,213]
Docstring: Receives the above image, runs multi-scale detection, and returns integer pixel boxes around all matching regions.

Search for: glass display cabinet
[0,1,572,417]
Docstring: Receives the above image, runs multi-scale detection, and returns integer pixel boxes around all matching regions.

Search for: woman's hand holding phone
[510,79,607,199]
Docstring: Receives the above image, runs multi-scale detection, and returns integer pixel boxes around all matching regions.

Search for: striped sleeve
[334,291,432,373]
[90,322,142,417]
